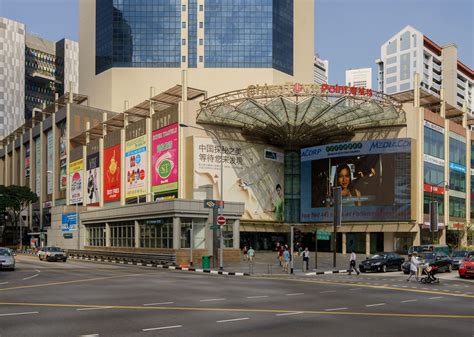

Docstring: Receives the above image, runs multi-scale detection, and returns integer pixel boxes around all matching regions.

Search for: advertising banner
[25,143,30,178]
[58,122,67,190]
[61,213,78,233]
[35,139,41,197]
[104,144,121,202]
[46,130,53,195]
[300,138,412,222]
[193,137,284,221]
[59,159,67,190]
[69,159,84,204]
[86,152,100,206]
[152,124,178,193]
[125,135,147,199]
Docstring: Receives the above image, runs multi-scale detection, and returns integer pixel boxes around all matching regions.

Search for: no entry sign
[217,216,226,225]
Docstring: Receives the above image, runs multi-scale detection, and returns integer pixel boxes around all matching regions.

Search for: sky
[0,0,472,88]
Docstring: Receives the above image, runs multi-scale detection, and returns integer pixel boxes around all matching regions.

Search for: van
[408,244,451,256]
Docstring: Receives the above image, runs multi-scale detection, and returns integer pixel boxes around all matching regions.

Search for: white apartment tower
[345,68,372,89]
[313,54,329,84]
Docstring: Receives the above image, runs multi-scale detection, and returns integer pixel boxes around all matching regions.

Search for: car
[402,251,452,274]
[0,247,15,271]
[451,250,473,270]
[458,256,474,278]
[359,252,404,273]
[37,247,67,262]
[408,244,451,256]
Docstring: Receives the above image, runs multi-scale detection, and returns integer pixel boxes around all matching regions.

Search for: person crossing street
[349,250,360,275]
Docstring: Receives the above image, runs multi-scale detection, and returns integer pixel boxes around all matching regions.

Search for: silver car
[0,247,15,271]
[38,246,67,262]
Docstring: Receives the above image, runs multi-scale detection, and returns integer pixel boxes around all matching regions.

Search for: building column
[365,232,370,256]
[233,219,240,249]
[342,233,347,255]
[134,220,140,248]
[105,222,111,247]
[173,217,181,249]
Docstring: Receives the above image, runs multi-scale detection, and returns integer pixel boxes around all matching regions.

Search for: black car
[359,252,404,273]
[402,252,452,274]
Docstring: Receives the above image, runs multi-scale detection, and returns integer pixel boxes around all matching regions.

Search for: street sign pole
[212,208,218,268]
[314,229,318,270]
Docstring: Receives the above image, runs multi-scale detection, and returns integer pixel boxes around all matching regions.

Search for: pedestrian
[302,247,310,272]
[277,243,283,266]
[242,245,248,261]
[349,250,360,275]
[406,252,420,282]
[282,247,290,272]
[247,247,255,263]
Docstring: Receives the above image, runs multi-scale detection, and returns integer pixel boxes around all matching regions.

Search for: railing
[67,249,176,266]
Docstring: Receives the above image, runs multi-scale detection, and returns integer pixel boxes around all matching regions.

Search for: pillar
[134,220,140,248]
[173,217,181,249]
[342,233,347,255]
[233,219,240,249]
[105,222,111,247]
[365,232,370,256]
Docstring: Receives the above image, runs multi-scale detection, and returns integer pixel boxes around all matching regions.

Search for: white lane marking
[349,288,362,291]
[366,303,385,307]
[246,296,269,299]
[199,298,226,302]
[319,290,336,294]
[401,299,417,303]
[0,282,8,285]
[35,269,41,273]
[276,311,304,316]
[216,317,249,323]
[433,289,439,291]
[429,296,443,300]
[325,307,348,311]
[143,302,174,306]
[80,335,100,337]
[0,311,39,317]
[142,325,182,332]
[22,274,39,280]
[77,307,112,311]
[286,293,304,296]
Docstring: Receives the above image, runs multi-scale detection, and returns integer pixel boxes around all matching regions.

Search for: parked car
[0,247,15,271]
[37,247,67,262]
[451,250,473,270]
[359,252,404,273]
[402,251,452,274]
[458,256,474,278]
[408,244,451,256]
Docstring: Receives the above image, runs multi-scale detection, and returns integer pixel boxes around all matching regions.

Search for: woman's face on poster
[337,167,351,189]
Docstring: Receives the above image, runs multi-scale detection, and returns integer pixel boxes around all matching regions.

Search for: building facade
[345,67,372,89]
[313,54,329,84]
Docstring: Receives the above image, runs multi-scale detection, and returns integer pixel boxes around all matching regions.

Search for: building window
[199,21,203,29]
[139,219,173,248]
[182,21,186,28]
[199,38,203,46]
[424,126,444,159]
[86,225,106,247]
[182,4,186,11]
[424,162,444,186]
[199,4,203,11]
[449,196,465,218]
[110,222,135,248]
[182,38,186,46]
[423,193,444,216]
[199,55,203,63]
[182,55,186,63]
[449,137,466,165]
[449,170,466,192]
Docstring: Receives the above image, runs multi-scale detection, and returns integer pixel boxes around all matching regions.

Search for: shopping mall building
[0,2,472,263]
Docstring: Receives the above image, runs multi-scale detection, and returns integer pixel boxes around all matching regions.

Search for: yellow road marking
[0,302,472,319]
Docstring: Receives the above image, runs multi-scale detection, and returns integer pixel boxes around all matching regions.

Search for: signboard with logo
[152,124,178,193]
[104,144,121,202]
[46,130,53,195]
[69,159,84,204]
[86,152,100,206]
[61,213,78,233]
[300,138,412,222]
[125,135,147,199]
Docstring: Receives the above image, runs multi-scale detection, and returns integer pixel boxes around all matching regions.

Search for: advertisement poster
[46,130,53,195]
[69,159,84,204]
[152,124,178,193]
[61,213,78,233]
[59,121,67,159]
[58,122,67,190]
[59,159,67,190]
[193,137,284,221]
[25,143,30,178]
[86,152,100,206]
[125,135,147,199]
[104,144,121,202]
[300,138,412,222]
[35,139,41,197]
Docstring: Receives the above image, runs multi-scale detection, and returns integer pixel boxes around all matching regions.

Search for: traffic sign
[217,216,226,225]
[204,199,225,209]
[210,225,220,231]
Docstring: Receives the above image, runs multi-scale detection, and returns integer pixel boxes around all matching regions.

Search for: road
[0,254,472,337]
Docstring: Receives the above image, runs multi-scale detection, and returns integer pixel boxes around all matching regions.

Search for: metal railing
[67,249,176,266]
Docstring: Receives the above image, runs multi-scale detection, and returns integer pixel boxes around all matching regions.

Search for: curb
[69,256,250,277]
[305,270,351,275]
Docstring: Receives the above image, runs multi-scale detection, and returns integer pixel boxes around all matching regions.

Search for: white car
[0,247,15,271]
[38,247,67,262]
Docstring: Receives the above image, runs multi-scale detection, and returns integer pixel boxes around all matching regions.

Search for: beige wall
[441,44,458,109]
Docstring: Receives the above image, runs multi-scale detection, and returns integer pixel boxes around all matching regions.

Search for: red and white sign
[217,216,226,225]
[423,183,445,195]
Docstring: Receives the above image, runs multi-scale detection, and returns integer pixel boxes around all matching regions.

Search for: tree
[0,185,39,245]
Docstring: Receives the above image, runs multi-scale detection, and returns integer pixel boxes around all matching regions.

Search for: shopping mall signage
[246,83,373,98]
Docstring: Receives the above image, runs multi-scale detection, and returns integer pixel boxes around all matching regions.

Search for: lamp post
[179,123,225,270]
[0,194,22,251]
[428,180,449,244]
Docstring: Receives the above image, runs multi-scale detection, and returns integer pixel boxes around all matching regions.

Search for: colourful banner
[104,144,121,202]
[152,124,178,193]
[59,158,67,190]
[86,152,100,206]
[69,159,84,204]
[46,130,53,195]
[125,135,147,199]
[25,143,30,178]
[35,139,41,197]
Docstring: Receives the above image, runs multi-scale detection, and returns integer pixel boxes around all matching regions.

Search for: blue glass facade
[188,0,197,68]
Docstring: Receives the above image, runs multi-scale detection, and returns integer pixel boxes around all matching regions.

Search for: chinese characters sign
[104,144,121,202]
[152,124,178,193]
[69,159,84,204]
[125,135,147,199]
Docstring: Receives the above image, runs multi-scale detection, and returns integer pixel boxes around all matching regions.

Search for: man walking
[349,250,360,275]
[282,247,290,272]
[302,247,310,272]
[247,246,255,263]
[407,252,420,282]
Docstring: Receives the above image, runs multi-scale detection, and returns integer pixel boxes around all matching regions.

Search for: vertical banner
[125,135,147,199]
[58,122,67,190]
[35,139,41,197]
[86,152,100,206]
[103,144,121,202]
[69,159,84,204]
[152,124,178,193]
[25,143,30,178]
[46,130,53,195]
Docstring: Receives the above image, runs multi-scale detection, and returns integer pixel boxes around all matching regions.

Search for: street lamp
[179,123,225,270]
[0,194,22,251]
[428,180,449,244]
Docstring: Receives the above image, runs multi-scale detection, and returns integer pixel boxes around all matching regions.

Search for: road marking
[143,302,174,306]
[319,290,336,294]
[217,317,249,323]
[142,325,182,332]
[286,293,304,296]
[22,274,39,281]
[325,307,348,311]
[200,298,226,302]
[246,296,268,299]
[276,311,304,316]
[366,303,385,307]
[79,335,100,337]
[349,288,362,291]
[0,282,8,285]
[428,297,443,300]
[77,307,112,311]
[0,311,39,317]
[401,299,417,303]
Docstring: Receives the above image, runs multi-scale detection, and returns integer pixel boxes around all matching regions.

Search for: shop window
[449,196,465,218]
[139,219,173,248]
[111,221,135,247]
[86,225,105,246]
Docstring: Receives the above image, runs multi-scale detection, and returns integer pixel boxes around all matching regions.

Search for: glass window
[199,39,203,46]
[199,4,203,11]
[449,196,465,218]
[387,39,397,54]
[424,126,444,159]
[139,219,173,248]
[188,0,197,68]
[86,224,106,246]
[182,21,186,28]
[400,31,410,51]
[182,4,186,11]
[110,221,135,247]
[182,55,186,63]
[285,151,300,223]
[182,38,186,45]
[450,137,466,165]
[449,170,466,192]
[423,193,444,215]
[424,162,444,185]
[399,53,410,81]
[199,55,203,63]
[199,21,203,29]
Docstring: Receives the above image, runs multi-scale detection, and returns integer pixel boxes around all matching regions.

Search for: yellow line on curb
[0,302,472,319]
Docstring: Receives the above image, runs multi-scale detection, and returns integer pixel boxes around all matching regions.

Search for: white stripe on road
[366,303,385,307]
[0,282,8,285]
[216,318,249,323]
[429,297,443,300]
[276,312,304,316]
[0,311,39,317]
[143,302,174,306]
[142,325,182,332]
[79,335,100,337]
[77,307,112,311]
[35,269,41,273]
[401,299,417,303]
[319,290,336,294]
[200,298,226,302]
[349,288,362,291]
[286,293,304,296]
[246,296,269,299]
[22,274,39,280]
[325,307,348,311]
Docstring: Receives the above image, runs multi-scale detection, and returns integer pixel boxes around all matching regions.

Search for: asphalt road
[0,255,472,337]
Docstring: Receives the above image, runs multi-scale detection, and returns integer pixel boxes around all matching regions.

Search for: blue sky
[1,0,472,87]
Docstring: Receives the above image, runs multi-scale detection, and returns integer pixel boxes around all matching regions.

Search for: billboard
[61,213,78,233]
[46,130,53,195]
[301,138,412,222]
[125,135,147,199]
[69,159,84,204]
[35,139,41,197]
[104,144,121,202]
[193,137,284,221]
[25,143,30,178]
[152,124,178,193]
[86,152,100,206]
[58,122,67,190]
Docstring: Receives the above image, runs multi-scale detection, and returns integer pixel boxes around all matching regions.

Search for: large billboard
[46,130,53,195]
[86,152,100,206]
[104,144,121,202]
[125,135,147,199]
[301,138,412,222]
[193,137,284,221]
[58,121,67,191]
[69,159,84,204]
[152,124,178,194]
[35,139,41,197]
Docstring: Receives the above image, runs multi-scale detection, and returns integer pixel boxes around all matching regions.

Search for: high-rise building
[80,0,314,112]
[345,68,372,89]
[0,17,79,139]
[376,25,473,114]
[313,54,329,84]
